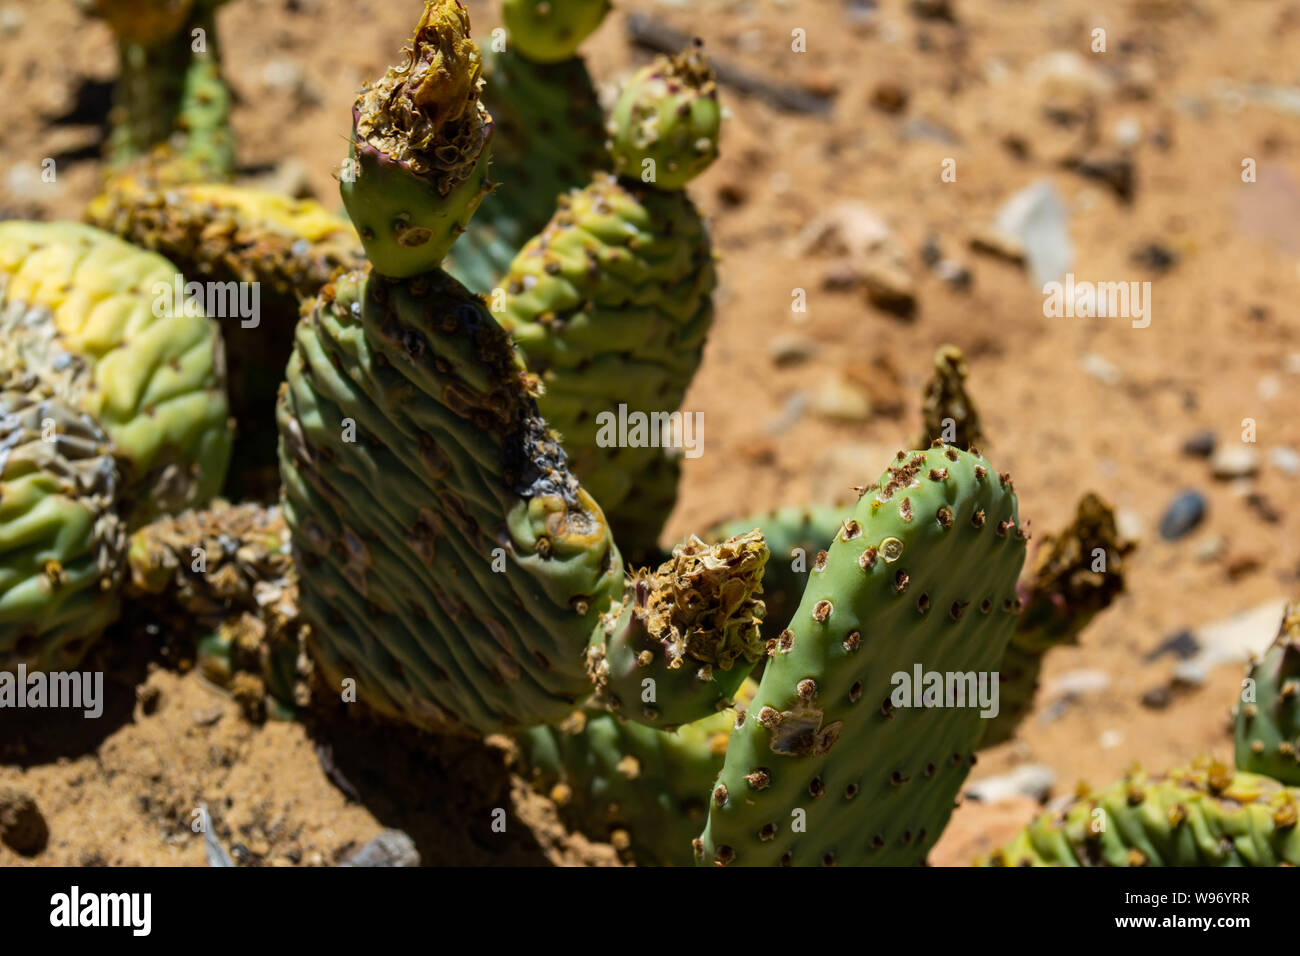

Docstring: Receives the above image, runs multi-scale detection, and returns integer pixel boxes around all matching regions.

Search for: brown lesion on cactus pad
[758,702,843,757]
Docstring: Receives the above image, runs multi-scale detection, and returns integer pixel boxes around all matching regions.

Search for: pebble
[812,374,873,422]
[1081,353,1121,386]
[1116,508,1144,542]
[1047,669,1111,699]
[768,334,820,366]
[860,255,916,317]
[1158,490,1206,540]
[1180,429,1216,457]
[0,787,48,856]
[964,765,1057,804]
[1099,730,1125,749]
[1192,534,1225,562]
[1139,685,1171,709]
[992,180,1073,285]
[1131,241,1179,274]
[1142,629,1200,662]
[1270,446,1300,476]
[935,259,973,291]
[871,80,909,113]
[1210,445,1258,479]
[340,829,420,867]
[1176,597,1291,675]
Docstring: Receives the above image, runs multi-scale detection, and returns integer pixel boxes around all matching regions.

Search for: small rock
[1081,353,1121,386]
[1178,597,1291,674]
[1099,730,1125,749]
[0,787,48,856]
[908,0,956,22]
[1245,491,1281,524]
[191,706,224,727]
[340,829,420,867]
[1259,376,1280,400]
[935,259,973,292]
[1047,669,1111,700]
[969,224,1026,264]
[965,765,1057,804]
[920,236,943,267]
[1064,153,1135,203]
[0,6,24,35]
[820,259,861,291]
[812,374,873,422]
[1270,446,1300,476]
[1192,534,1225,562]
[871,80,909,113]
[861,255,916,317]
[1112,116,1142,150]
[1285,352,1300,375]
[769,334,820,366]
[1180,429,1216,457]
[1158,490,1206,540]
[765,390,808,436]
[1139,685,1171,709]
[1115,508,1144,542]
[991,180,1073,285]
[1131,241,1179,274]
[897,117,962,145]
[1226,553,1262,580]
[1143,629,1200,662]
[1210,445,1258,479]
[1171,660,1208,687]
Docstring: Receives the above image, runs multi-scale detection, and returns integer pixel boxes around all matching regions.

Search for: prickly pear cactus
[586,531,767,728]
[0,390,126,672]
[125,500,302,717]
[516,680,750,866]
[497,48,722,556]
[0,221,232,526]
[443,0,610,292]
[981,492,1130,749]
[86,180,366,499]
[88,0,234,179]
[338,0,494,279]
[1235,602,1300,785]
[501,0,610,64]
[697,445,1027,866]
[981,758,1300,866]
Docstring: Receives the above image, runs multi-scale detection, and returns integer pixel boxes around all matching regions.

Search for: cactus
[981,492,1132,748]
[337,0,494,279]
[515,679,750,866]
[585,530,767,728]
[1234,602,1300,785]
[0,390,126,672]
[980,758,1300,867]
[0,221,232,526]
[443,0,610,291]
[696,446,1027,866]
[87,0,235,181]
[918,344,985,451]
[86,180,366,499]
[125,500,302,716]
[497,47,722,556]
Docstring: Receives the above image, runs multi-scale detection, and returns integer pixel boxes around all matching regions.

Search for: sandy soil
[1,0,1298,865]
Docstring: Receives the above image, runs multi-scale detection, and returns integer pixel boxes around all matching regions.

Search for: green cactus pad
[981,759,1300,866]
[498,172,716,556]
[340,0,494,278]
[277,266,625,733]
[586,531,767,728]
[707,505,846,634]
[982,492,1131,749]
[515,684,748,866]
[0,221,232,526]
[608,46,721,192]
[501,0,610,64]
[0,390,127,673]
[1235,602,1300,785]
[445,46,607,292]
[697,445,1027,866]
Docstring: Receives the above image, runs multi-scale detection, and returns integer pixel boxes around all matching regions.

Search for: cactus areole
[341,0,494,278]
